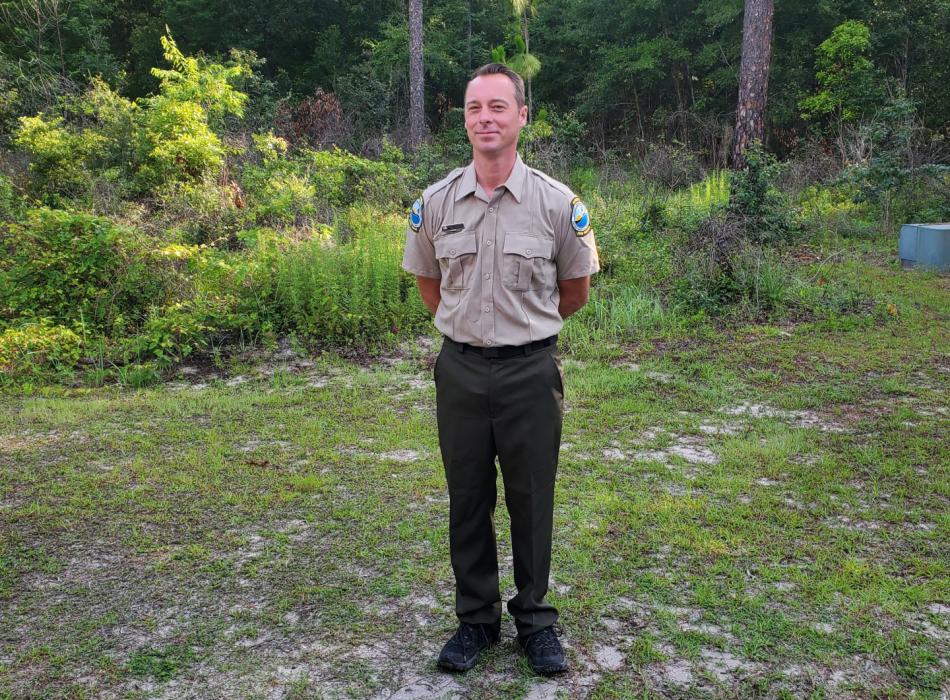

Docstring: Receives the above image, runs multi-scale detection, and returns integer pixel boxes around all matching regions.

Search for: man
[401,63,599,676]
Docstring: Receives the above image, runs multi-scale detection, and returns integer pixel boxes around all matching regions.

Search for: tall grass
[560,286,687,355]
[271,206,429,349]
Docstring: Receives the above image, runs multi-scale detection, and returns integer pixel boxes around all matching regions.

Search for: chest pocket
[434,233,477,290]
[502,234,554,291]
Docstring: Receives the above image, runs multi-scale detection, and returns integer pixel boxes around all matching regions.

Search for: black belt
[445,335,557,359]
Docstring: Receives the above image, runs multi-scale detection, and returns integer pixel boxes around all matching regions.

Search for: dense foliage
[1,0,948,152]
[0,9,946,386]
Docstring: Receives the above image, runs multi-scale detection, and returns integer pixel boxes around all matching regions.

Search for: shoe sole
[437,657,478,672]
[437,639,499,672]
[529,662,568,675]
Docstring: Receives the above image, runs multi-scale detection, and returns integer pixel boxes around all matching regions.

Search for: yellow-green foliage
[14,114,108,201]
[0,173,21,221]
[134,34,247,190]
[0,321,82,379]
[664,170,730,227]
[306,147,410,207]
[149,33,249,130]
[13,33,249,200]
[242,143,411,226]
[135,99,227,189]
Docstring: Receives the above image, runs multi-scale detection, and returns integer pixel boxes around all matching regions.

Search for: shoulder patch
[570,197,591,236]
[408,197,424,232]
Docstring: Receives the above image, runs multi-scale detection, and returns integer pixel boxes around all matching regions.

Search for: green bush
[13,34,249,205]
[125,293,253,364]
[14,114,109,204]
[0,208,167,333]
[153,175,245,245]
[729,144,801,243]
[242,142,411,227]
[520,107,588,177]
[0,321,82,381]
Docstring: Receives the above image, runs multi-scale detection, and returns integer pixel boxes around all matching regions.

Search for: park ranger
[401,63,599,675]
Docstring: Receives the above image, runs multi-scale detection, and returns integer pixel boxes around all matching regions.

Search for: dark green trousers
[434,338,564,639]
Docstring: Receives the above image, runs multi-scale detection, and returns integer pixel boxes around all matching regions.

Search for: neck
[473,150,518,198]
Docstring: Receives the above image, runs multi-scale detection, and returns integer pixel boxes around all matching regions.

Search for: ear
[519,104,528,126]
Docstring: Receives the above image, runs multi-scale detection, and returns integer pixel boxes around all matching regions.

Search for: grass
[0,239,947,699]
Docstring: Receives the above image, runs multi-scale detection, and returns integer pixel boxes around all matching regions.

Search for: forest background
[0,0,947,381]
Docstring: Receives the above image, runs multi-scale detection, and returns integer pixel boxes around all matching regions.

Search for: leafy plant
[0,208,166,333]
[0,320,82,381]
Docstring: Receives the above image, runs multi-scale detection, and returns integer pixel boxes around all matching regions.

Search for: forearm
[416,276,441,314]
[558,295,586,319]
[557,276,590,319]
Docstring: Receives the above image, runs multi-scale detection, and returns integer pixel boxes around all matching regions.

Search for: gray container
[899,223,950,272]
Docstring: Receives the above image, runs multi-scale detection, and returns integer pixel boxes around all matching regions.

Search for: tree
[733,0,774,169]
[408,0,426,152]
[507,0,540,120]
[799,22,881,128]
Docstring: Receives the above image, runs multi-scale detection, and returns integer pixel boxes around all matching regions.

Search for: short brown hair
[469,63,526,108]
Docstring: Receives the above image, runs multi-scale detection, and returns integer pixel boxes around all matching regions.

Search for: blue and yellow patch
[408,197,424,232]
[570,197,591,236]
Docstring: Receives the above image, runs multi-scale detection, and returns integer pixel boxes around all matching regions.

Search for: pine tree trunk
[408,0,426,152]
[523,13,532,121]
[733,0,774,169]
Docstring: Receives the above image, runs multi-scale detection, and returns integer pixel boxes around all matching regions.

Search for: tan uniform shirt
[402,155,600,347]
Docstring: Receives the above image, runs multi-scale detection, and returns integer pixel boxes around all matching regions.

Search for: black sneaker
[519,626,567,675]
[437,621,500,671]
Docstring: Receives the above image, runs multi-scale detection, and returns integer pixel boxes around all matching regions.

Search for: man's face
[464,74,528,158]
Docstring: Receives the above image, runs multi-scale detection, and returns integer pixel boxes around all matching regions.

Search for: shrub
[125,293,254,365]
[14,114,109,204]
[520,108,588,177]
[729,143,801,243]
[0,321,82,380]
[133,98,227,191]
[838,98,950,229]
[0,208,167,333]
[153,175,245,245]
[13,34,249,203]
[639,142,704,189]
[242,145,411,226]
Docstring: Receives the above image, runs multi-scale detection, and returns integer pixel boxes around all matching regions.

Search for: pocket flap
[434,234,477,258]
[503,234,553,259]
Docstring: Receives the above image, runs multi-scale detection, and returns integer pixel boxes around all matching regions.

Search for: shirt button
[449,249,456,255]
[486,240,493,246]
[486,339,494,345]
[483,305,491,313]
[484,273,491,279]
[526,249,532,254]
[488,207,495,213]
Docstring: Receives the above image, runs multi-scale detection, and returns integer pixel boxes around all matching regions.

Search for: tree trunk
[408,0,426,152]
[733,0,774,169]
[522,13,532,121]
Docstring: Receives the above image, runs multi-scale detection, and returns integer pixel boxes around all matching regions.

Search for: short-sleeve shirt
[402,155,600,347]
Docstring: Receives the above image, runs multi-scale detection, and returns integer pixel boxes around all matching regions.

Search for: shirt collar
[455,154,527,204]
